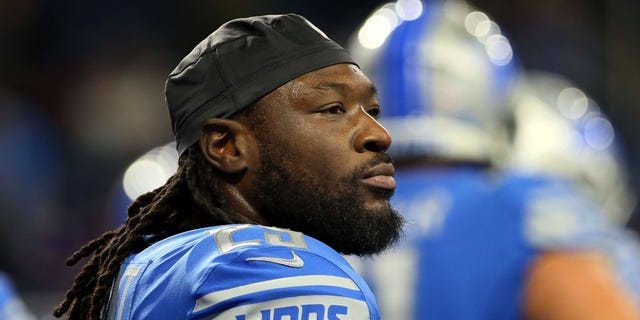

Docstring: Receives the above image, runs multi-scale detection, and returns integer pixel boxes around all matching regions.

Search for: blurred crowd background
[0,0,638,317]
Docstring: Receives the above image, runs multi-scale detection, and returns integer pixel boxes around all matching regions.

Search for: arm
[524,251,640,320]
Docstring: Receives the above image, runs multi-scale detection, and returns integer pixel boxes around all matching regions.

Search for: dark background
[1,0,638,317]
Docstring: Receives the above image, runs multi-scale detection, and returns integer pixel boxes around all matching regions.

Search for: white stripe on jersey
[193,275,360,312]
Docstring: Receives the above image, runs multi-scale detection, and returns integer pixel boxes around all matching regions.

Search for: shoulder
[0,273,12,298]
[110,224,379,319]
[499,172,612,250]
[0,273,15,312]
[0,272,35,320]
[129,224,357,275]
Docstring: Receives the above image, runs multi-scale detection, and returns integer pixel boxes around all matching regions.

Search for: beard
[254,146,405,256]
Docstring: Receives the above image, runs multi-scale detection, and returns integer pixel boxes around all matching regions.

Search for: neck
[219,183,267,225]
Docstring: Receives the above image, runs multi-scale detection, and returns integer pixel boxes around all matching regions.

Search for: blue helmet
[349,0,519,164]
[507,70,636,224]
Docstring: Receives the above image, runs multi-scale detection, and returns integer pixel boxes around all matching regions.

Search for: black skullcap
[165,13,357,154]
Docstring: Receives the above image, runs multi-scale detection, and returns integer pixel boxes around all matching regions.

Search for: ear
[199,118,255,174]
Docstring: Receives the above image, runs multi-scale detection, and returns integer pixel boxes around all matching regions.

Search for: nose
[354,107,392,153]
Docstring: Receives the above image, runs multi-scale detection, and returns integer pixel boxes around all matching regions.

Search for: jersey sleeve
[520,177,640,310]
[522,178,612,250]
[107,224,380,320]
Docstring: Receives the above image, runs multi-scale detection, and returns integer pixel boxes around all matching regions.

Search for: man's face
[245,63,404,256]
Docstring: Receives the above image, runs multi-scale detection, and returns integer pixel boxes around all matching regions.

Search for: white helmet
[106,142,179,227]
[349,0,519,165]
[506,70,636,224]
[120,142,179,202]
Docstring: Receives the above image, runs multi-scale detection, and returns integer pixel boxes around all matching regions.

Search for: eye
[367,106,381,118]
[319,105,345,114]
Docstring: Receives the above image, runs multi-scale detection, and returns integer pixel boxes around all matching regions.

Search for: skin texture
[200,63,404,255]
[524,251,640,320]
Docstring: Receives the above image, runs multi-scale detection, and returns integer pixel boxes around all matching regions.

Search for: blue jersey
[105,224,380,319]
[353,167,640,319]
[0,272,35,320]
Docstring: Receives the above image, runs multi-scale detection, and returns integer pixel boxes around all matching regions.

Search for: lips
[361,163,396,190]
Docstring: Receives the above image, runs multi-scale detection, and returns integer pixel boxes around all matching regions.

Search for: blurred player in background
[0,272,36,320]
[348,0,640,319]
[506,68,640,307]
[54,14,403,319]
[507,70,637,226]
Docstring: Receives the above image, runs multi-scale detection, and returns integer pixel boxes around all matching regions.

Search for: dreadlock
[52,143,253,319]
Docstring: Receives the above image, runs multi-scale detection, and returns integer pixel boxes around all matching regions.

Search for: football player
[348,0,640,319]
